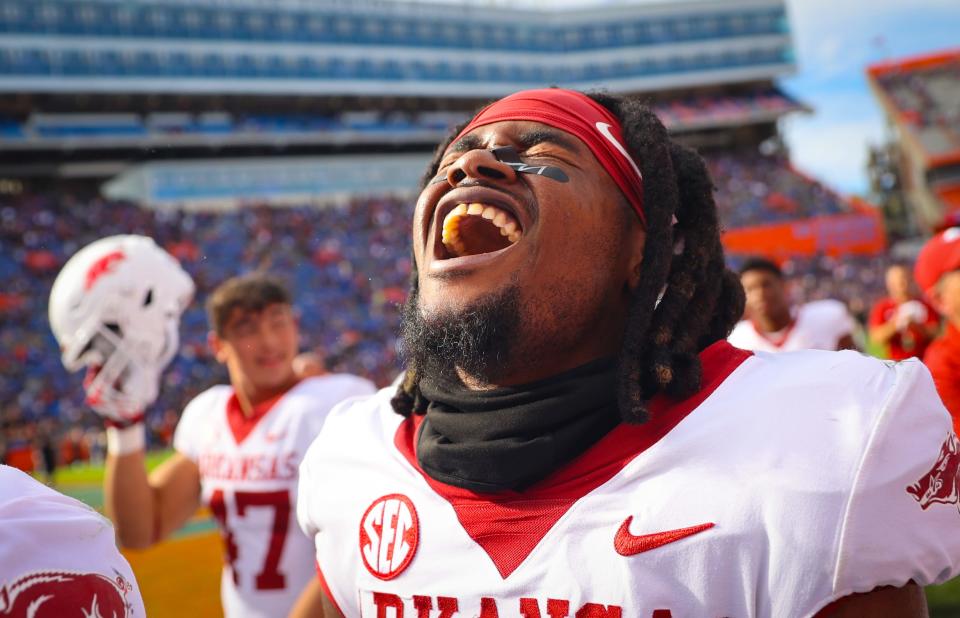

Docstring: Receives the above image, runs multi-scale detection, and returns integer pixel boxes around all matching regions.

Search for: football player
[0,464,145,618]
[49,237,375,617]
[868,263,939,360]
[915,228,960,434]
[297,89,959,616]
[728,257,857,352]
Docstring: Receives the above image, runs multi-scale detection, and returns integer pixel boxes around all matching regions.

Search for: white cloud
[781,114,886,195]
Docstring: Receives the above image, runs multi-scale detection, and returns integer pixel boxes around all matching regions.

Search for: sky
[411,0,959,197]
[779,0,959,196]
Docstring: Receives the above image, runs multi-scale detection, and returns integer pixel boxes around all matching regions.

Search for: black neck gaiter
[416,358,620,493]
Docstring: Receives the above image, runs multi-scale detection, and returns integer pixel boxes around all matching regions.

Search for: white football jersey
[0,465,145,618]
[174,374,375,618]
[298,343,960,618]
[728,299,854,352]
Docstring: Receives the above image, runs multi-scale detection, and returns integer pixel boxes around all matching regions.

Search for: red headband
[453,88,646,226]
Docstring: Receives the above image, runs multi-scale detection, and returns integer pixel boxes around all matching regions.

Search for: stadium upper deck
[868,48,960,228]
[0,0,793,96]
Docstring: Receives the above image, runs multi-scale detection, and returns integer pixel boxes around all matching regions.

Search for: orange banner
[722,212,887,257]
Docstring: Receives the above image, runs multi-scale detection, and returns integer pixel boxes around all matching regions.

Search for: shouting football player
[728,257,857,352]
[298,89,960,617]
[49,239,375,618]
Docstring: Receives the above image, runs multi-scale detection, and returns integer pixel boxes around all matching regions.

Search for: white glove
[895,300,928,330]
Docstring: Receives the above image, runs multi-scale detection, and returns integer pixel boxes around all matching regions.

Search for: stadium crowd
[0,150,899,474]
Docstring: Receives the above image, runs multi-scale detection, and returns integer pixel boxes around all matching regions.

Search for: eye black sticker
[491,146,569,182]
[428,145,570,185]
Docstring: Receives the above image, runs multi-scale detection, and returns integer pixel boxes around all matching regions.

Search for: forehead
[446,120,588,156]
[741,269,781,285]
[223,302,291,328]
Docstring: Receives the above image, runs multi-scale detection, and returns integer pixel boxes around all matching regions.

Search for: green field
[49,451,960,617]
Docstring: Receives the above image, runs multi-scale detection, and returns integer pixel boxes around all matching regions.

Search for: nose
[445,148,518,187]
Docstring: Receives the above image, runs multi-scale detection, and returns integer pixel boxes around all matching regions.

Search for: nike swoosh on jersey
[614,517,715,556]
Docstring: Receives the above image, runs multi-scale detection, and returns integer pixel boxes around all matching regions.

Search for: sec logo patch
[359,494,419,580]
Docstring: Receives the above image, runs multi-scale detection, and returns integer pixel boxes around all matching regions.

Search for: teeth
[441,202,523,257]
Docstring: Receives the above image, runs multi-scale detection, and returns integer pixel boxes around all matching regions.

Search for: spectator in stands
[728,257,856,352]
[868,263,940,361]
[3,421,36,473]
[36,418,58,484]
[914,228,960,434]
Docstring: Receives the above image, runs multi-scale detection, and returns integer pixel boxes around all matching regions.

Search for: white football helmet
[49,235,195,422]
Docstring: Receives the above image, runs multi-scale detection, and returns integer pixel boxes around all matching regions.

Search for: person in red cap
[297,88,959,616]
[916,227,960,433]
[868,263,940,361]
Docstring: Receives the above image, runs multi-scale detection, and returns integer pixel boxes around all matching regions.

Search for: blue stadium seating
[0,1,787,53]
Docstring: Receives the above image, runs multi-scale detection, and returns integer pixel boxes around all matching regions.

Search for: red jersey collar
[226,380,301,445]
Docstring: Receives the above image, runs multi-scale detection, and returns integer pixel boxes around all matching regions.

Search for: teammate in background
[728,257,857,352]
[298,88,957,616]
[915,228,960,434]
[111,275,374,618]
[868,263,939,361]
[48,237,375,618]
[1,464,146,618]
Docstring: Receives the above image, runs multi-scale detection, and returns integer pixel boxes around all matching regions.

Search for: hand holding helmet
[49,235,195,425]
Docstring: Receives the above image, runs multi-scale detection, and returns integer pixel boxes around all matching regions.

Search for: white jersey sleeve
[296,381,379,542]
[173,385,231,462]
[299,374,377,438]
[0,465,146,618]
[727,320,756,350]
[832,359,960,597]
[803,299,854,348]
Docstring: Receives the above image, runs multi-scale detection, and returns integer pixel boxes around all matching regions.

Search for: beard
[399,282,521,385]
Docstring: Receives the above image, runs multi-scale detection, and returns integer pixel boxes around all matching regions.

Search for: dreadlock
[391,91,744,422]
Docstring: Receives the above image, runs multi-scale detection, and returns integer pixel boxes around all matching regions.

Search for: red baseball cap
[915,227,960,293]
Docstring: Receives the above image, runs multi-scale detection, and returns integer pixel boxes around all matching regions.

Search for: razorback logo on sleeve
[359,494,419,580]
[0,570,134,618]
[907,433,960,513]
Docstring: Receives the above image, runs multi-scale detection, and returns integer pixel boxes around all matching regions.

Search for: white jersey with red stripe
[728,299,854,352]
[0,465,145,618]
[297,343,960,618]
[174,373,375,618]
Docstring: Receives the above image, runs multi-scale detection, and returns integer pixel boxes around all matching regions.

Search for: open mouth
[437,202,523,259]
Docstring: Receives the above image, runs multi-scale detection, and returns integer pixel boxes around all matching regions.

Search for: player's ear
[208,330,229,364]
